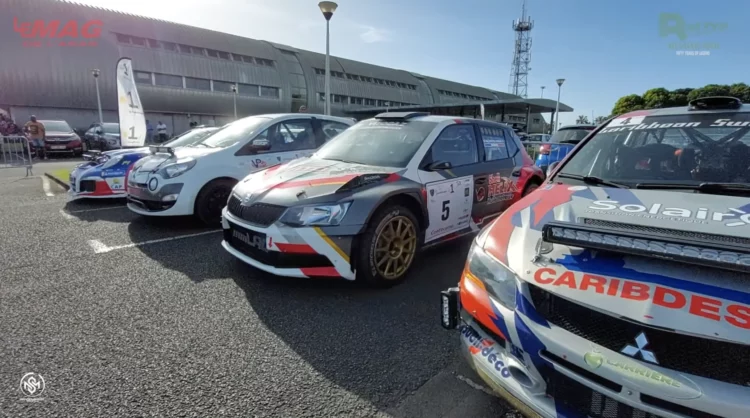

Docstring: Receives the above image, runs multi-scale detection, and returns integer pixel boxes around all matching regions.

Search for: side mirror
[547,161,560,177]
[248,138,271,152]
[423,161,452,171]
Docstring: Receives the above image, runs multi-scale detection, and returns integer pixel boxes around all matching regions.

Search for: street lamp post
[540,86,545,98]
[92,69,103,125]
[231,84,238,120]
[554,78,565,133]
[318,1,338,116]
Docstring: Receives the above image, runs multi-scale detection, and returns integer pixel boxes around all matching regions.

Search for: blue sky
[78,0,746,126]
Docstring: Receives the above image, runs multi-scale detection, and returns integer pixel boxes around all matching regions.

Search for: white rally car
[126,114,354,224]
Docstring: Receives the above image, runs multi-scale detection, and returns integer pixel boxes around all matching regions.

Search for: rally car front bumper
[221,207,357,280]
[441,285,750,418]
[68,164,125,200]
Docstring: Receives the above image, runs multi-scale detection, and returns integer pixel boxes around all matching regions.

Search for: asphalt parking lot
[0,163,521,418]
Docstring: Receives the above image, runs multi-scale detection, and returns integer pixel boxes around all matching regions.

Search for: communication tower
[508,1,533,98]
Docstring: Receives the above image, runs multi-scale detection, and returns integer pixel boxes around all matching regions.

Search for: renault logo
[621,332,658,364]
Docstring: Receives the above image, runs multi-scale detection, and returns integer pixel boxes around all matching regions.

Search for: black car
[83,122,121,151]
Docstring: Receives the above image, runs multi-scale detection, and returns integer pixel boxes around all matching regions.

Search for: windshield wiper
[635,182,750,195]
[556,173,630,189]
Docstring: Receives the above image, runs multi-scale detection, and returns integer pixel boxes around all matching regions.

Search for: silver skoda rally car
[221,112,545,286]
[442,96,750,418]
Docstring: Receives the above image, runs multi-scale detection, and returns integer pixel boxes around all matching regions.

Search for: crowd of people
[0,113,22,136]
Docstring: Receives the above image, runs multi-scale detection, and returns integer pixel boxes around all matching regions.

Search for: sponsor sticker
[460,325,511,378]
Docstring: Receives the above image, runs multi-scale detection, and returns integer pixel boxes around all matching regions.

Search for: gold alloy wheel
[373,215,417,280]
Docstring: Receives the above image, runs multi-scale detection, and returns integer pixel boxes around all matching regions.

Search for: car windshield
[556,112,750,187]
[313,119,438,168]
[550,127,592,144]
[102,123,119,134]
[166,128,219,148]
[41,121,72,132]
[200,117,270,148]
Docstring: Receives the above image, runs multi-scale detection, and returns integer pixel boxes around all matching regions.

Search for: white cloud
[358,25,390,43]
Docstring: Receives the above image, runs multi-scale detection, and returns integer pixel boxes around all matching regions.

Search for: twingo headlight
[100,155,122,169]
[158,158,197,179]
[280,202,352,227]
[465,239,517,308]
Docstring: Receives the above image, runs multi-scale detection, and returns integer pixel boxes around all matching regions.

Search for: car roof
[254,113,355,124]
[39,120,68,123]
[559,124,596,130]
[621,103,750,117]
[370,113,516,128]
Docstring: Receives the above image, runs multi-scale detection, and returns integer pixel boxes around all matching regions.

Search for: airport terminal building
[2,0,554,135]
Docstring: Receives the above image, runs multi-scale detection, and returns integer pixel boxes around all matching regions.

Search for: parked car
[126,114,354,224]
[221,112,545,285]
[83,122,121,151]
[39,120,83,156]
[526,133,551,142]
[535,124,595,174]
[441,96,750,418]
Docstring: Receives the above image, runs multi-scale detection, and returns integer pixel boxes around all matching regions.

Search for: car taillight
[540,144,550,155]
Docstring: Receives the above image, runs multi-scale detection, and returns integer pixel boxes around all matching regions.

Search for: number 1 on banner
[127,91,138,109]
[128,126,136,139]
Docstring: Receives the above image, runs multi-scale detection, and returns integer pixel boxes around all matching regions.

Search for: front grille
[80,180,96,193]
[227,195,286,227]
[224,226,332,269]
[545,367,718,418]
[529,285,750,387]
[581,218,750,246]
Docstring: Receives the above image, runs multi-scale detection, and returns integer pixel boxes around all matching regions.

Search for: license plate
[50,145,67,150]
[230,223,268,253]
[128,187,146,198]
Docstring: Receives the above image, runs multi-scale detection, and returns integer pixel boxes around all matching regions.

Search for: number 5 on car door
[425,176,473,242]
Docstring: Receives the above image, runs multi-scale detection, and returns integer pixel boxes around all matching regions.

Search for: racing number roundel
[425,176,474,244]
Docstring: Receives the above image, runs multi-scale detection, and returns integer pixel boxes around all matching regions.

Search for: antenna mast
[509,0,533,98]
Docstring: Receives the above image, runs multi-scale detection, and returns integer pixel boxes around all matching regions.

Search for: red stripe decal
[275,242,317,254]
[300,267,340,277]
[384,173,400,183]
[272,174,358,189]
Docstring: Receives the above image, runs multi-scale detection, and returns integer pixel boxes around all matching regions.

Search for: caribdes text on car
[40,120,83,156]
[441,96,750,418]
[70,127,219,199]
[222,112,544,286]
[126,114,354,224]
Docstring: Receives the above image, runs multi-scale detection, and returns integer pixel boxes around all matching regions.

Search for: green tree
[688,84,730,101]
[729,83,750,103]
[642,88,671,109]
[668,88,693,107]
[594,115,608,125]
[611,94,645,116]
[576,115,590,124]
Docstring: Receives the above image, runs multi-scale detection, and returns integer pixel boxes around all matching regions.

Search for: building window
[318,92,326,102]
[162,41,177,52]
[206,49,219,58]
[178,44,192,53]
[154,73,183,88]
[217,51,230,60]
[130,36,146,46]
[257,58,275,67]
[185,77,211,91]
[350,97,363,105]
[134,71,152,85]
[213,80,234,93]
[364,98,375,106]
[533,118,540,123]
[238,83,259,96]
[115,33,130,43]
[242,56,255,64]
[260,86,279,98]
[147,39,160,48]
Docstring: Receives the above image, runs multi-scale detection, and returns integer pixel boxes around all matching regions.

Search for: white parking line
[41,176,54,197]
[455,374,500,399]
[59,209,76,220]
[87,230,221,254]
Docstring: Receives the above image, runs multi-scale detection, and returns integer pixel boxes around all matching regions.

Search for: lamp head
[556,78,565,86]
[318,1,338,21]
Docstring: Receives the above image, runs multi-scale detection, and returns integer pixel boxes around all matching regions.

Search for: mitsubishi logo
[621,332,658,364]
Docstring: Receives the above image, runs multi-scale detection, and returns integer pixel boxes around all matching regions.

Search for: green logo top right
[658,13,728,57]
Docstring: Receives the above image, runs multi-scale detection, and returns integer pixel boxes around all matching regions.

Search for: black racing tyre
[356,204,421,288]
[194,179,237,225]
[522,180,541,197]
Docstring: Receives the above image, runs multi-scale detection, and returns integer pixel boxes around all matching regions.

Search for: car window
[202,116,271,148]
[314,119,438,168]
[320,121,350,141]
[102,123,119,134]
[478,126,510,161]
[429,124,479,167]
[557,112,750,186]
[255,119,316,152]
[550,128,592,144]
[167,128,218,148]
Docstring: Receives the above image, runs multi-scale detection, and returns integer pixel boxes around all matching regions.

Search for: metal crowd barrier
[1,136,33,176]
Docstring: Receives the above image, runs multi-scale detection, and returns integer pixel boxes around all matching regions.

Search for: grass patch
[48,168,71,183]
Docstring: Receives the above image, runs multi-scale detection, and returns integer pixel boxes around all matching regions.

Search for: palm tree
[594,115,608,125]
[576,115,590,124]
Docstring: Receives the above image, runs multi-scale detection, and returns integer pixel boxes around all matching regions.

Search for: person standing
[156,121,168,143]
[146,120,154,144]
[24,115,46,160]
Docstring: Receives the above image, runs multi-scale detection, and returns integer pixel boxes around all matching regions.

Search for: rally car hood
[235,157,397,205]
[103,147,148,157]
[484,184,750,345]
[137,146,219,171]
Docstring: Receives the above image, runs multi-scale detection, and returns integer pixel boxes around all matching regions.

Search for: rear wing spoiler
[149,146,174,155]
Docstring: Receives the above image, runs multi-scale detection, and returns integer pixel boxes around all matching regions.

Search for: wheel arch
[192,176,240,213]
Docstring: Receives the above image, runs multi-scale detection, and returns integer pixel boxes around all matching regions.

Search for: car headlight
[157,158,197,179]
[466,240,517,308]
[279,202,352,227]
[100,155,122,169]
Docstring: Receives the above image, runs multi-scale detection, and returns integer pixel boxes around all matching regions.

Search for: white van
[126,114,354,224]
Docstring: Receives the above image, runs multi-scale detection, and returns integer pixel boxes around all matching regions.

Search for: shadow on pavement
[63,198,134,223]
[232,238,473,411]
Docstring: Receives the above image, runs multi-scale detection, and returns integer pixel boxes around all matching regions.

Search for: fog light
[162,194,178,202]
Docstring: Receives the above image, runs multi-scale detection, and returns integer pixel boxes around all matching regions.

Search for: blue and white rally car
[69,126,218,199]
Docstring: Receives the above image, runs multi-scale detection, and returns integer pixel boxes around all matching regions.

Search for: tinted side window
[479,126,509,161]
[320,121,350,141]
[255,119,316,153]
[505,128,519,161]
[429,124,478,167]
